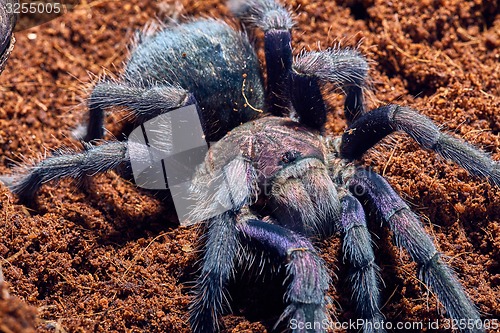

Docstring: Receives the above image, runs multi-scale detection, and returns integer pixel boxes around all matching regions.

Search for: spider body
[213,117,326,186]
[196,116,338,233]
[4,1,498,333]
[85,19,264,142]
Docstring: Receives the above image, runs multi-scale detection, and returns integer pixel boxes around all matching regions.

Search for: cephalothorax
[4,0,498,332]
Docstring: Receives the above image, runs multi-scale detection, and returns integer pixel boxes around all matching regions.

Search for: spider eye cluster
[280,150,302,165]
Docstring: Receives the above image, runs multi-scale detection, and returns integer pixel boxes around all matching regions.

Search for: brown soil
[0,0,498,332]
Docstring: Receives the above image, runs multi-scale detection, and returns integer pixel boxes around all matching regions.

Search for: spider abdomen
[124,19,265,139]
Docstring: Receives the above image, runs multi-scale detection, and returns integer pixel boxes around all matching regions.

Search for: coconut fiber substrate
[0,0,499,332]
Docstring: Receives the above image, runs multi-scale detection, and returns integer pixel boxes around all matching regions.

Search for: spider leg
[340,104,500,186]
[339,194,385,333]
[228,0,293,116]
[292,49,369,128]
[238,219,330,333]
[189,212,241,333]
[189,154,257,333]
[348,169,483,333]
[3,141,130,203]
[83,81,194,141]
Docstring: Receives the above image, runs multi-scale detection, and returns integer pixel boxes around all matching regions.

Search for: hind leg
[4,141,132,203]
[83,81,194,141]
[229,0,293,115]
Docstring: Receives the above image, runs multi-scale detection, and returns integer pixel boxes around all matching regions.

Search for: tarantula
[3,0,498,332]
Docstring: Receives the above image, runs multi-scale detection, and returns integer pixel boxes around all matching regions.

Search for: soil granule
[0,0,498,332]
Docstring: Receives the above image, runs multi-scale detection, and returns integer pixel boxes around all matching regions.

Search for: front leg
[339,194,385,333]
[239,219,331,333]
[348,169,483,333]
[340,105,500,187]
[189,154,258,332]
[189,212,241,333]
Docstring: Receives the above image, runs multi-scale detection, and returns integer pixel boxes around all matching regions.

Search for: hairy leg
[348,169,483,333]
[238,219,330,333]
[83,81,193,141]
[5,141,129,203]
[339,194,385,333]
[229,0,293,116]
[0,0,15,74]
[292,48,369,127]
[340,104,500,186]
[189,153,259,332]
[189,212,241,333]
